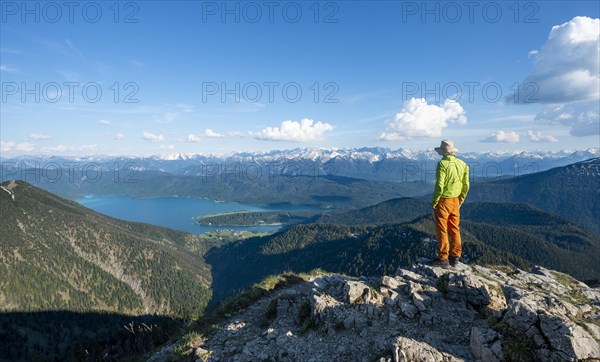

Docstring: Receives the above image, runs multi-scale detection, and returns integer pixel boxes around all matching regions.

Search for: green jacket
[432,155,469,207]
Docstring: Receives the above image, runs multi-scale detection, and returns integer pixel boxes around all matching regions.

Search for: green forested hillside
[333,200,600,276]
[0,180,212,317]
[315,197,432,225]
[0,181,218,361]
[0,180,215,360]
[206,202,600,302]
[468,158,600,234]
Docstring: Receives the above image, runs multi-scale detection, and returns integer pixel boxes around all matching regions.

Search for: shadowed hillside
[0,311,178,361]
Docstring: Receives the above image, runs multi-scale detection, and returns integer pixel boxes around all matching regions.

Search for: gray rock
[384,291,399,307]
[393,336,461,362]
[470,327,502,362]
[407,280,423,295]
[415,292,432,307]
[382,275,402,290]
[396,268,431,285]
[311,275,346,290]
[490,340,502,360]
[345,280,372,304]
[412,293,428,312]
[539,314,600,360]
[585,322,600,340]
[450,274,491,307]
[159,263,600,362]
[399,301,418,319]
[311,293,340,322]
[502,279,600,361]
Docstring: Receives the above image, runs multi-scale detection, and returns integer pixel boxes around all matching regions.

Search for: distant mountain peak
[4,147,599,163]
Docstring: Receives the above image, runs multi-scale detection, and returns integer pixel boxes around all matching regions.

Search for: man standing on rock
[429,140,469,269]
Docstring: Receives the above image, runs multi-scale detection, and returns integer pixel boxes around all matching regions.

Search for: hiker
[429,140,469,268]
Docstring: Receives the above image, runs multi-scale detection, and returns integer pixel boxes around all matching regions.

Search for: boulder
[382,275,403,290]
[539,314,600,360]
[345,280,372,304]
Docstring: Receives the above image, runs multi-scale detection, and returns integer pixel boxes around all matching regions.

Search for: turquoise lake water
[75,195,312,234]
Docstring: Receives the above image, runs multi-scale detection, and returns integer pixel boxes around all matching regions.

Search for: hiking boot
[449,256,460,267]
[428,258,449,269]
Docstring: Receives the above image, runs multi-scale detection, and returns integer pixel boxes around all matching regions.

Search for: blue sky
[1,1,599,156]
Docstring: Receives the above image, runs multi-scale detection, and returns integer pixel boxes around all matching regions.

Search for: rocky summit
[158,262,600,362]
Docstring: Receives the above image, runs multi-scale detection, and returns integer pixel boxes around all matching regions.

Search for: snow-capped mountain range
[1,147,599,182]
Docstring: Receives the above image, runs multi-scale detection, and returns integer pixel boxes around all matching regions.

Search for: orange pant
[434,197,462,260]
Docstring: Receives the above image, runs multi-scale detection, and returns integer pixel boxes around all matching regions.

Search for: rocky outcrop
[176,262,600,362]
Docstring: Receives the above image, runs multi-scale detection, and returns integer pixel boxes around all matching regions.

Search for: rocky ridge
[163,262,600,361]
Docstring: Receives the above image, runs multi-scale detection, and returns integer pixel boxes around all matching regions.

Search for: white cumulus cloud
[227,131,247,138]
[29,134,51,140]
[113,133,125,141]
[378,98,467,141]
[511,16,599,104]
[46,144,97,152]
[1,141,16,152]
[253,118,334,142]
[204,129,224,138]
[1,141,36,153]
[99,119,111,125]
[481,130,520,144]
[47,144,69,152]
[142,131,165,142]
[510,17,599,137]
[15,142,35,152]
[527,130,558,143]
[187,134,202,143]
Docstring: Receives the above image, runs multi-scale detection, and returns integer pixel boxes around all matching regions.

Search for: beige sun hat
[434,139,459,155]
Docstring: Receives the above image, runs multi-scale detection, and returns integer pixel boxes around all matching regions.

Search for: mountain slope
[0,180,212,317]
[165,264,600,361]
[316,196,594,232]
[205,201,600,302]
[469,158,600,233]
[316,197,432,225]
